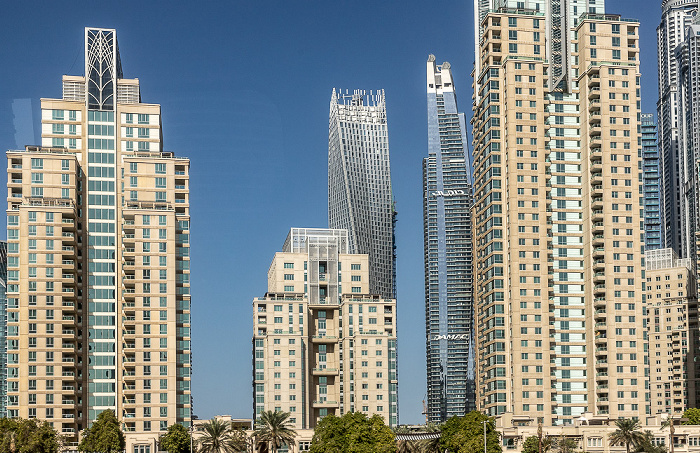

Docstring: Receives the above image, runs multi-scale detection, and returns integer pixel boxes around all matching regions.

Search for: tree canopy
[682,408,700,425]
[78,410,125,453]
[521,436,540,453]
[309,412,395,453]
[160,423,192,453]
[439,411,501,453]
[0,418,62,453]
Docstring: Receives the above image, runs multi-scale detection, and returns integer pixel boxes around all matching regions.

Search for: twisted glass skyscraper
[328,89,396,300]
[423,56,475,422]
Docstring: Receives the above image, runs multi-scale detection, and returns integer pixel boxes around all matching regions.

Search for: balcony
[312,336,339,344]
[312,367,339,376]
[312,400,339,408]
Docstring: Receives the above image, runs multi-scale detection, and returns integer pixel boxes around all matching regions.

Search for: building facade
[5,28,192,446]
[328,89,397,300]
[657,0,698,256]
[471,2,646,424]
[423,56,475,423]
[253,228,398,430]
[642,114,662,252]
[645,248,699,415]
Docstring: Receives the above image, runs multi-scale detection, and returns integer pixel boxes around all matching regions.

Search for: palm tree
[661,415,678,453]
[608,418,645,453]
[254,410,297,453]
[198,418,246,453]
[394,426,418,453]
[419,423,441,453]
[553,436,578,453]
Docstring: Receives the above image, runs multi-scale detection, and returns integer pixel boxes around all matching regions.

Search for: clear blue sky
[0,0,659,424]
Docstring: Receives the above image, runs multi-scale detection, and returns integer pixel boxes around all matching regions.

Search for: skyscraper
[423,56,475,423]
[5,28,192,447]
[328,89,396,300]
[472,2,646,424]
[252,228,398,429]
[677,21,700,272]
[657,0,698,256]
[642,113,662,252]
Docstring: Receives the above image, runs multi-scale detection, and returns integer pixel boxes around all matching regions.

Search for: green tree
[160,424,193,453]
[522,436,540,453]
[198,418,246,453]
[682,408,700,425]
[78,410,125,453]
[254,411,296,453]
[608,418,644,453]
[0,418,62,453]
[309,412,395,453]
[439,411,501,453]
[522,435,552,453]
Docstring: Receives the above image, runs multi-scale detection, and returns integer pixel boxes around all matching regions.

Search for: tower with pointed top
[423,56,475,422]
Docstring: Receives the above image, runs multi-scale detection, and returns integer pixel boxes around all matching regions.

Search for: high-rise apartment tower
[423,56,475,422]
[252,228,398,429]
[642,114,662,252]
[657,0,698,257]
[328,89,396,299]
[5,28,192,446]
[472,1,646,424]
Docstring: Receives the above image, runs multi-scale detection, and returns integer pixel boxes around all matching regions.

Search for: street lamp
[483,419,488,453]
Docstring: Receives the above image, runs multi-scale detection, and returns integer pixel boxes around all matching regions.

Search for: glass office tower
[423,56,475,423]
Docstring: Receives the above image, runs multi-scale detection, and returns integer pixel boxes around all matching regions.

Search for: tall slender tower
[642,114,662,252]
[657,0,698,256]
[423,56,475,422]
[5,28,192,447]
[472,3,646,424]
[677,21,700,272]
[328,89,396,300]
